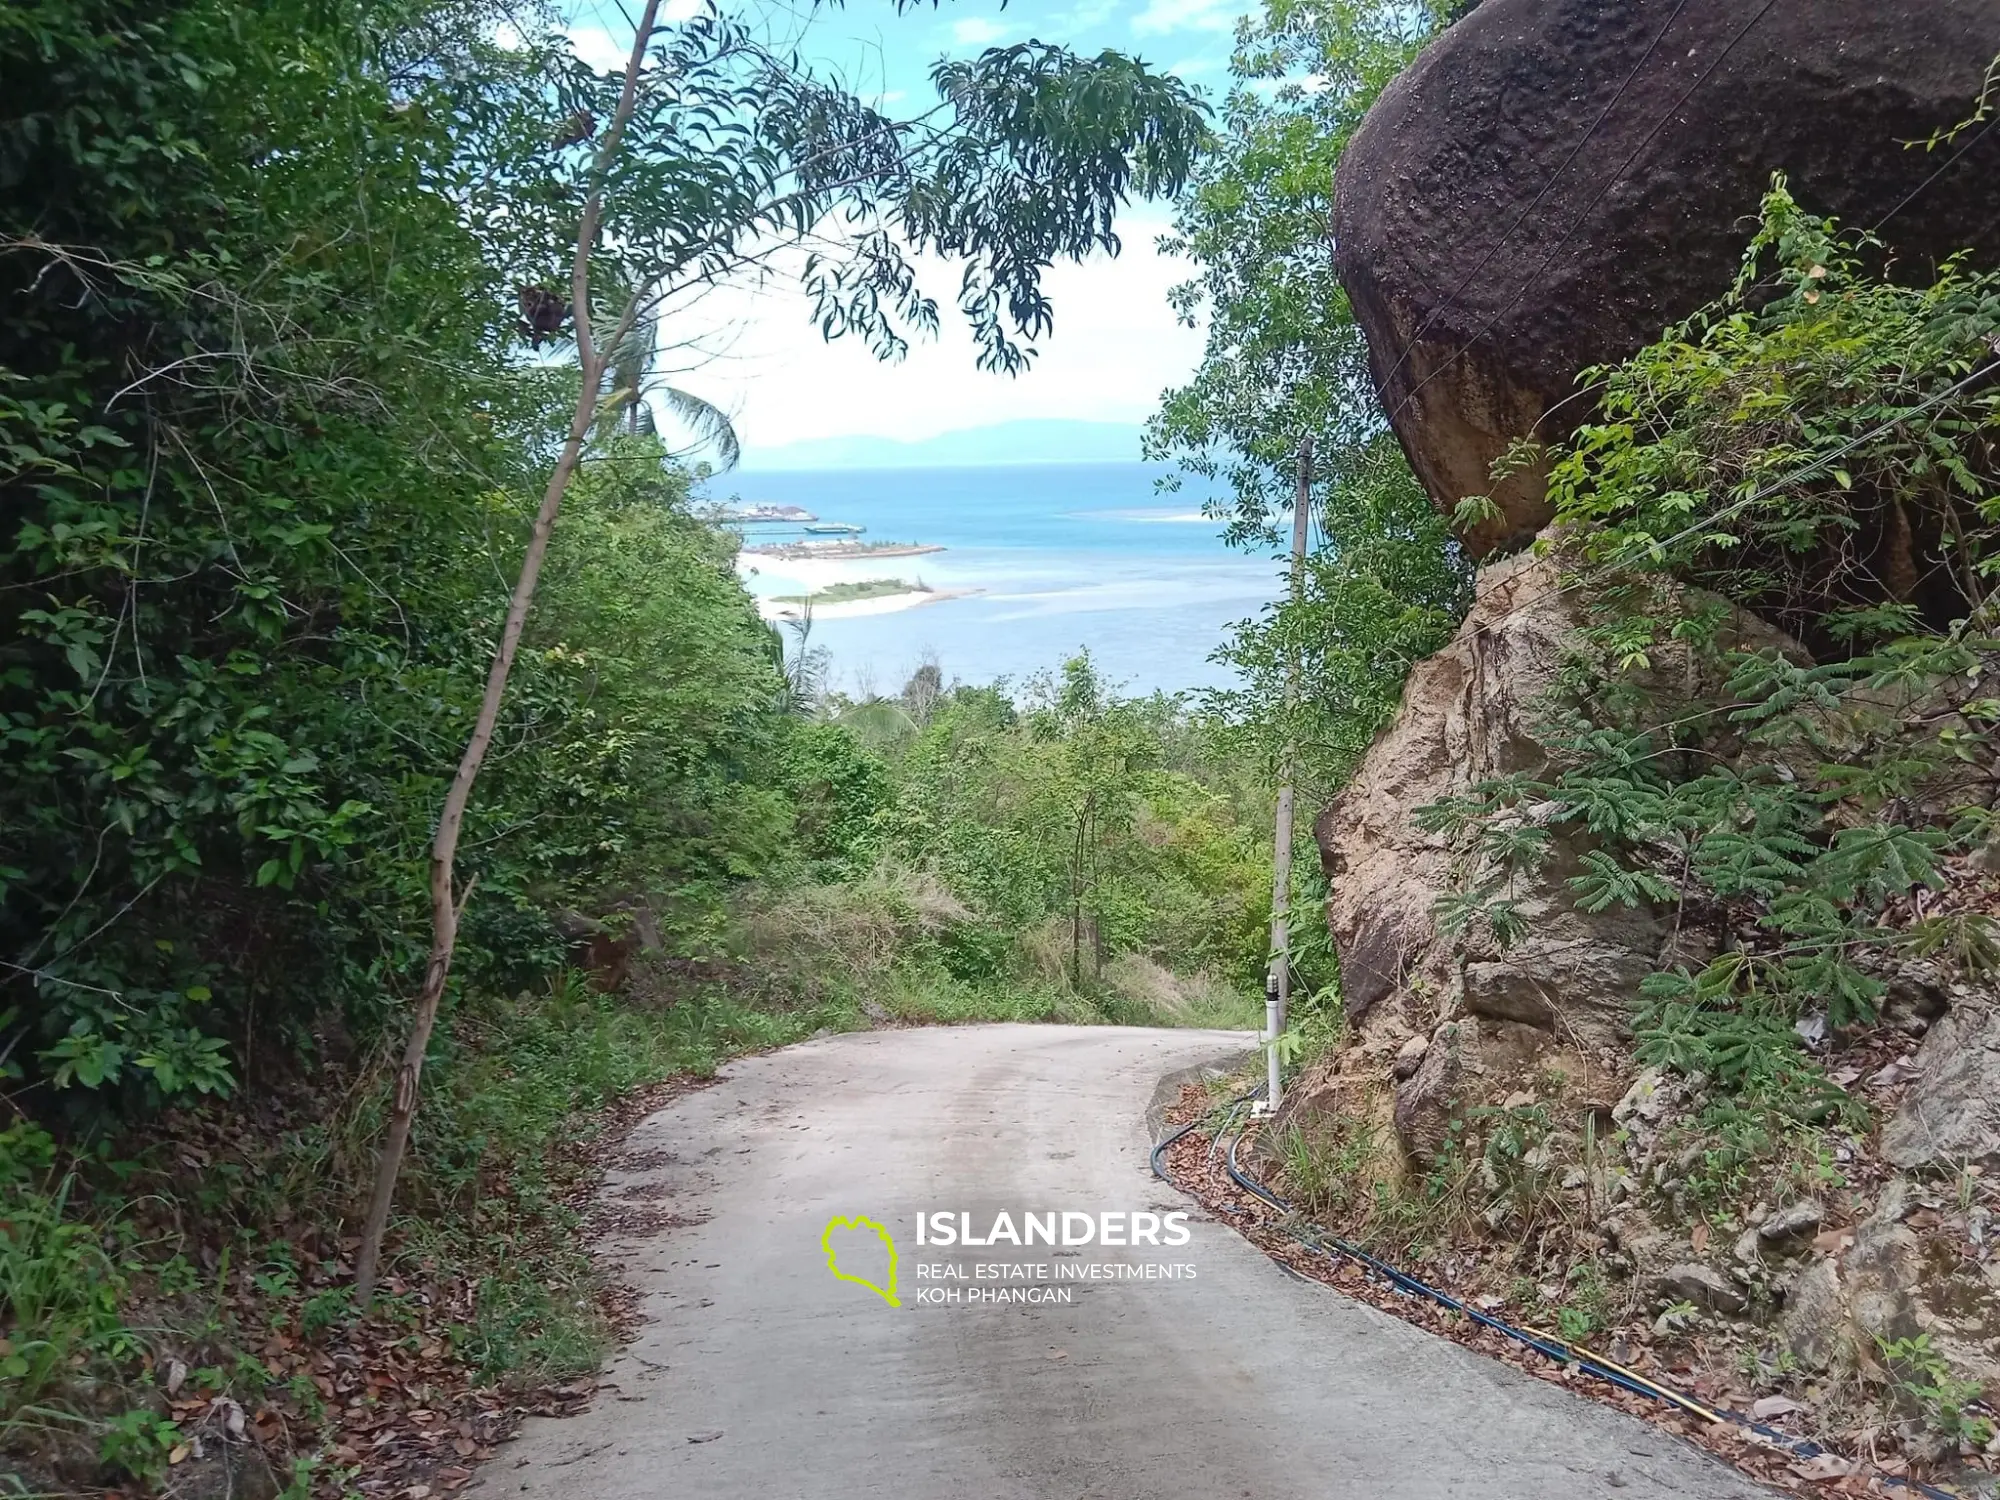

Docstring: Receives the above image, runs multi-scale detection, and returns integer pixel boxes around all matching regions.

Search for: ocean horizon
[708,462,1281,698]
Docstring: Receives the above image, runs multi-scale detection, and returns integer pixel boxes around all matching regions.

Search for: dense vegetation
[1147,0,1469,805]
[1149,0,2000,1467]
[1249,185,2000,1467]
[786,655,1273,1013]
[0,1,1263,1491]
[1,0,801,1113]
[12,0,1989,1487]
[1430,184,1999,1174]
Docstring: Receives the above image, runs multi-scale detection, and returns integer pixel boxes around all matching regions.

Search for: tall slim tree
[1148,0,1468,799]
[353,1,1208,1302]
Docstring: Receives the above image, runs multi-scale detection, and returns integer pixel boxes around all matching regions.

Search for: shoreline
[757,586,982,621]
[742,541,945,561]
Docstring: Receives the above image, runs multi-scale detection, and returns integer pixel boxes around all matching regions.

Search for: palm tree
[833,697,917,754]
[602,315,741,470]
[781,602,831,712]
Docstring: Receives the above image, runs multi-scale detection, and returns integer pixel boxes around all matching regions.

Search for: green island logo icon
[822,1215,900,1307]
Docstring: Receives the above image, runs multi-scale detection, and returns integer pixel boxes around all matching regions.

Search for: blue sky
[560,0,1250,458]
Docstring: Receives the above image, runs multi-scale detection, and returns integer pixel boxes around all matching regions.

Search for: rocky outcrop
[1883,1000,2000,1174]
[1781,1180,2000,1407]
[1333,0,2000,554]
[1297,542,1795,1160]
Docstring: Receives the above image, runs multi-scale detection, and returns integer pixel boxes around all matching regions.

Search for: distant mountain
[739,419,1144,471]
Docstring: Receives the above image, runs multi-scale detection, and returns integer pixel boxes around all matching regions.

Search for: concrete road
[491,1025,1768,1499]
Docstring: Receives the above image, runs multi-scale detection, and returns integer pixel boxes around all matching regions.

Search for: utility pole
[1264,435,1312,1111]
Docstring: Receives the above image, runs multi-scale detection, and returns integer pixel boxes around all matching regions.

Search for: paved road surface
[490,1025,1767,1499]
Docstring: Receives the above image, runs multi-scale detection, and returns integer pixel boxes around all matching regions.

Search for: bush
[1424,181,2000,1149]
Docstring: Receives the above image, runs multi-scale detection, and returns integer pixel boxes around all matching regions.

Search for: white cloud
[1130,0,1240,37]
[563,3,704,72]
[1052,0,1122,35]
[950,16,1009,46]
[563,23,628,72]
[651,214,1204,459]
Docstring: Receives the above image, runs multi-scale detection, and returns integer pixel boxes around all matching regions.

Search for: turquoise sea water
[715,463,1280,696]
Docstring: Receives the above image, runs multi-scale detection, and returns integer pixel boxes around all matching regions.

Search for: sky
[560,0,1250,459]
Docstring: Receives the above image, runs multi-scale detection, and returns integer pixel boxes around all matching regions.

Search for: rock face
[1299,542,1795,1161]
[1652,1263,1746,1316]
[1882,1000,2000,1173]
[1333,0,2000,554]
[1782,1180,2000,1398]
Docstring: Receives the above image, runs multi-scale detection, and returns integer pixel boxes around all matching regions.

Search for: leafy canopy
[0,0,1209,1109]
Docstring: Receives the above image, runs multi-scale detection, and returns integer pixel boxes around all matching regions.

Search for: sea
[710,463,1283,698]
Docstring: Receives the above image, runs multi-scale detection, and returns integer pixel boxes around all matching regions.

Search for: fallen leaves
[1152,1084,1994,1500]
[1754,1395,1805,1421]
[1813,1226,1855,1258]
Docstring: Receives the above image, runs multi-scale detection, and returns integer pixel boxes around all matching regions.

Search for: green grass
[771,577,920,606]
[3,873,1265,1492]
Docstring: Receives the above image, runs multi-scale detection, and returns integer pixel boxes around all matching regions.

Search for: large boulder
[1782,1180,2000,1404]
[1317,545,1788,1040]
[1333,0,2000,555]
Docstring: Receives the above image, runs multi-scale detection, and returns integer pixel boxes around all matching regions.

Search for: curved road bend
[489,1024,1769,1500]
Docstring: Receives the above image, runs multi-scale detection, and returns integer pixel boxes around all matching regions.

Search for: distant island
[771,578,917,606]
[721,502,816,522]
[738,418,1144,471]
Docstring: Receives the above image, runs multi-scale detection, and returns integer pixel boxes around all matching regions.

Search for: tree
[601,314,740,465]
[351,3,1208,1300]
[1017,657,1153,987]
[3,0,604,1108]
[1146,0,1469,800]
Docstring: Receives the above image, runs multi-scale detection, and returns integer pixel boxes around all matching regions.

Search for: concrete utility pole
[1264,436,1312,1111]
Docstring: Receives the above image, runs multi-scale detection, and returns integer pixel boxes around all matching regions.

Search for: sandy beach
[738,552,980,621]
[755,587,979,621]
[741,540,944,560]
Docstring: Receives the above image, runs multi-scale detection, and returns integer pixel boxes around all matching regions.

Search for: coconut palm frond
[833,697,917,752]
[601,316,658,436]
[596,315,738,466]
[655,383,741,471]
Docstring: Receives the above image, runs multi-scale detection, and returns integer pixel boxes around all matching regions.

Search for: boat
[803,522,865,535]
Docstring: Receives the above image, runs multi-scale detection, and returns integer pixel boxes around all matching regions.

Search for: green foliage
[1,0,1211,1112]
[0,1131,144,1428]
[1277,1112,1383,1222]
[772,722,895,870]
[0,0,1242,1485]
[1879,1333,1997,1447]
[0,0,763,1102]
[1148,0,1470,799]
[884,654,1270,993]
[1425,183,1999,1180]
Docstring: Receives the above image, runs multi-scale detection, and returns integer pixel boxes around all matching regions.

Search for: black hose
[1155,1106,1968,1500]
[1149,1087,1261,1183]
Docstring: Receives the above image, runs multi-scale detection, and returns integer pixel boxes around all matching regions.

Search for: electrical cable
[1872,115,1998,239]
[1370,348,2000,668]
[1373,0,1696,399]
[1386,0,1781,431]
[1152,1106,1970,1500]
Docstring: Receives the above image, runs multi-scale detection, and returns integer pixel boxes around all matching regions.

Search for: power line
[1871,114,1998,237]
[1386,0,1780,431]
[1373,0,1696,398]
